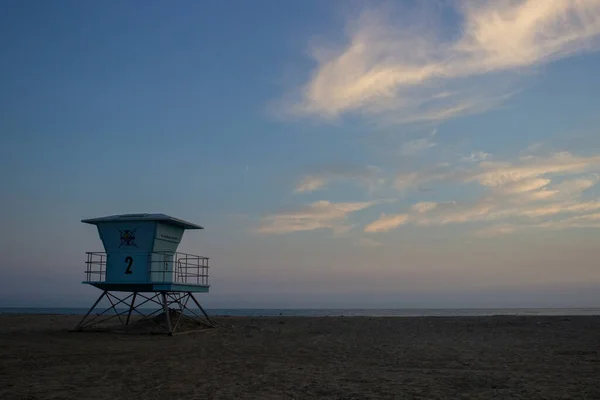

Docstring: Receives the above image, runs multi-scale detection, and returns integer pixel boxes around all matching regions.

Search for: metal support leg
[126,292,137,325]
[170,293,190,334]
[188,292,216,327]
[73,290,107,331]
[72,290,212,335]
[105,292,125,325]
[161,292,173,335]
[72,292,134,331]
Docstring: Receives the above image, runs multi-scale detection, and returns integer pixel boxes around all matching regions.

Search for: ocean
[1,307,600,317]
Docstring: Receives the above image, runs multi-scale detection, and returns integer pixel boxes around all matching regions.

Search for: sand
[1,314,599,399]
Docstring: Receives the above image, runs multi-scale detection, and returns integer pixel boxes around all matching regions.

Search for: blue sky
[2,0,600,308]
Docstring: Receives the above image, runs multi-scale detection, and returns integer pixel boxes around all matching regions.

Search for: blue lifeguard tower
[74,213,214,335]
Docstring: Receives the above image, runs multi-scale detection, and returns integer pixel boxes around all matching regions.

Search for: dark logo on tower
[119,229,138,247]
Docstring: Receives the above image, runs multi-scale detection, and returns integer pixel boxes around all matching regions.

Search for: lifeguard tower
[73,213,214,335]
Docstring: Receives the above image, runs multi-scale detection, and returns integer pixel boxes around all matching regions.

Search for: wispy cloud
[294,176,328,193]
[412,201,438,213]
[395,152,600,192]
[476,212,600,237]
[256,200,378,234]
[400,128,438,156]
[294,165,385,193]
[364,213,409,233]
[367,151,600,234]
[280,0,600,125]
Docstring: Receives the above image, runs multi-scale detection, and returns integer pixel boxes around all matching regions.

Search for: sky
[2,0,600,309]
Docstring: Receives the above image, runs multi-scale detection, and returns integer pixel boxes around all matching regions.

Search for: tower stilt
[126,292,137,325]
[72,291,215,335]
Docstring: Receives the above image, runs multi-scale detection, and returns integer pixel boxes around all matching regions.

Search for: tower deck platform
[83,251,210,293]
[84,282,209,293]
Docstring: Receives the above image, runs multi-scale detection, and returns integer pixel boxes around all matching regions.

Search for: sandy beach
[1,314,599,399]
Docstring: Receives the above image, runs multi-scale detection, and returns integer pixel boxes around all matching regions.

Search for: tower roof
[81,213,203,230]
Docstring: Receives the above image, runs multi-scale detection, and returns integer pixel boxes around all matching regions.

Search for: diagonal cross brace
[71,290,216,335]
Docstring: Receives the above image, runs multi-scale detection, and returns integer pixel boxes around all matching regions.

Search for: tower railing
[85,252,107,282]
[83,251,210,286]
[148,251,210,286]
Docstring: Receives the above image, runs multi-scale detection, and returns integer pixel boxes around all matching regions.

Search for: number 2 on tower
[125,256,133,274]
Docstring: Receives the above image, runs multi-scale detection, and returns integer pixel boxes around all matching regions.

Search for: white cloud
[281,0,600,125]
[456,0,600,71]
[294,176,328,193]
[469,153,600,188]
[412,202,437,213]
[551,176,599,198]
[476,211,600,237]
[263,149,600,238]
[293,165,385,193]
[395,152,600,193]
[256,200,377,234]
[367,150,600,234]
[517,200,600,218]
[497,178,551,195]
[364,213,409,233]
